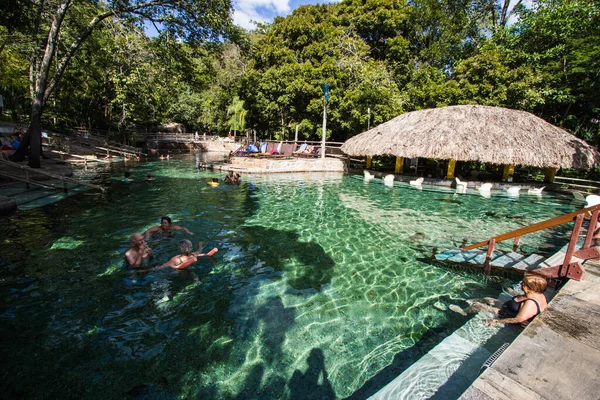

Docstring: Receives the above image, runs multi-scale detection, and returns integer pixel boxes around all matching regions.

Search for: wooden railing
[462,204,600,280]
[0,159,105,192]
[553,176,600,193]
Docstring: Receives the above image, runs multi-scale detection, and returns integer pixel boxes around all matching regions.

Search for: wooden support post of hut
[544,168,557,183]
[366,156,372,168]
[503,164,515,182]
[446,159,456,178]
[395,157,404,174]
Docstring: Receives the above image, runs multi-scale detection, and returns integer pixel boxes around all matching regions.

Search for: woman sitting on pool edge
[144,216,192,239]
[149,239,218,270]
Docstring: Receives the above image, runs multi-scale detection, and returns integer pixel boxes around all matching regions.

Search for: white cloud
[233,0,292,29]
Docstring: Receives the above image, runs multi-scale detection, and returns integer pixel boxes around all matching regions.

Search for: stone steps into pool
[433,248,547,273]
[433,247,584,279]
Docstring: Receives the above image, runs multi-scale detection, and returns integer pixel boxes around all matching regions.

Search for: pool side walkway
[460,258,600,400]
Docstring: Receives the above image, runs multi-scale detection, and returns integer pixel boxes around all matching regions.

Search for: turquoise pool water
[0,155,577,399]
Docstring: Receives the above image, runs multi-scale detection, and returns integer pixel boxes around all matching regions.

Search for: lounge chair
[410,177,424,186]
[478,183,493,198]
[585,195,600,207]
[284,143,295,156]
[572,191,586,201]
[455,177,468,192]
[527,186,545,195]
[257,142,279,157]
[506,186,521,196]
[383,174,394,187]
[364,171,375,181]
[293,143,308,154]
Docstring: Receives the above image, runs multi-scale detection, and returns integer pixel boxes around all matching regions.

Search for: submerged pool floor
[0,155,578,399]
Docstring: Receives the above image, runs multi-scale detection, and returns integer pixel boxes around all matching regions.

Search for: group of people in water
[123,198,547,329]
[125,216,218,270]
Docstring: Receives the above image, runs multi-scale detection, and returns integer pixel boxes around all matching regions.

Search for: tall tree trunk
[10,97,43,167]
[12,0,71,167]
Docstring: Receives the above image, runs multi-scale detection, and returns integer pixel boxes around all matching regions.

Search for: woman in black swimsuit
[487,273,548,327]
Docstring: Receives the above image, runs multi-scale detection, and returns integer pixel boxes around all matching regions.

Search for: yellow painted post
[446,159,456,178]
[366,156,372,168]
[502,164,515,182]
[395,157,404,174]
[544,168,557,183]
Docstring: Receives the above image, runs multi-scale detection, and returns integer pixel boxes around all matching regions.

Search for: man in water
[144,216,193,239]
[125,233,153,268]
[225,171,241,184]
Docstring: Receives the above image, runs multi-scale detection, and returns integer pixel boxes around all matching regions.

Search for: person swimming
[125,233,153,268]
[147,239,218,271]
[124,171,133,183]
[225,171,241,184]
[144,216,192,239]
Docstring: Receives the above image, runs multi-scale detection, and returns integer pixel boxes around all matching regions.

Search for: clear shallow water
[0,155,577,399]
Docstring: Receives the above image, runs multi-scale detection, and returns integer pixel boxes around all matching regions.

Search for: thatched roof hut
[341,105,598,170]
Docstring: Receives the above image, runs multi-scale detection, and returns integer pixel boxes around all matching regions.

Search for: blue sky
[233,0,341,30]
[231,0,529,30]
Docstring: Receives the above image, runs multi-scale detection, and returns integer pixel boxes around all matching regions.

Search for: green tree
[513,0,600,140]
[227,96,247,137]
[11,0,232,168]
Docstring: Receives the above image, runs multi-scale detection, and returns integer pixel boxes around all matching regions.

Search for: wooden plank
[490,252,525,268]
[0,171,58,190]
[554,176,600,184]
[510,254,546,271]
[556,182,599,190]
[0,159,105,191]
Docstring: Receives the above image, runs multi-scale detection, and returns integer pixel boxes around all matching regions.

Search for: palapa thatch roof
[341,105,599,170]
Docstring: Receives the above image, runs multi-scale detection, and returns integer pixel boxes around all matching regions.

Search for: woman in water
[144,216,192,239]
[486,273,548,327]
[150,239,218,270]
[451,273,548,327]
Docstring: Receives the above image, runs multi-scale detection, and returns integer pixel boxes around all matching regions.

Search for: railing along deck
[462,204,600,280]
[0,159,105,192]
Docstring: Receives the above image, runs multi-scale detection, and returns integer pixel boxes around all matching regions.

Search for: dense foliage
[1,0,598,146]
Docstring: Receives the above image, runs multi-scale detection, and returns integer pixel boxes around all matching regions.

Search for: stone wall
[226,156,346,173]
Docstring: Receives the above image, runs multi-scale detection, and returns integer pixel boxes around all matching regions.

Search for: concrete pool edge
[366,249,600,400]
[459,258,600,400]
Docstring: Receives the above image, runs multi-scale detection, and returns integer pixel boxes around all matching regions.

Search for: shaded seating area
[341,105,599,189]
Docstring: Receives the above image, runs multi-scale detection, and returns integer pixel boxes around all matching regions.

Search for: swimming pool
[0,155,577,399]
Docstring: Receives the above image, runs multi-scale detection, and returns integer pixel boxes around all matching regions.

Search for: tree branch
[35,0,72,105]
[44,0,169,103]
